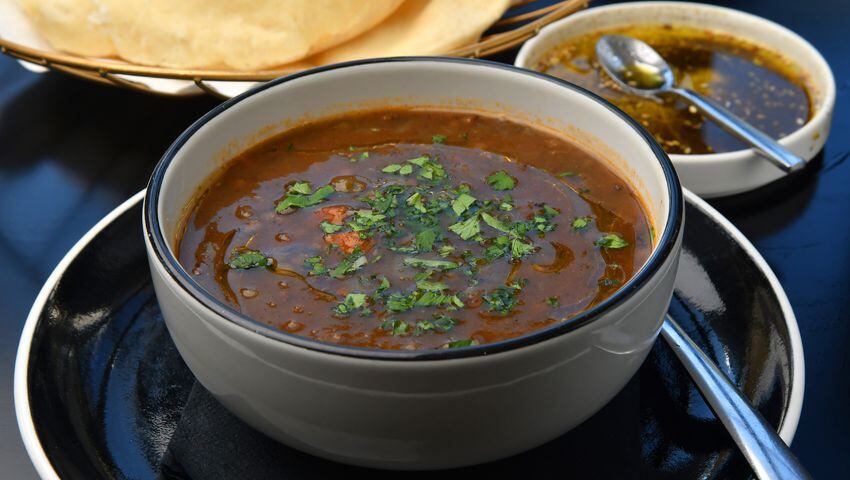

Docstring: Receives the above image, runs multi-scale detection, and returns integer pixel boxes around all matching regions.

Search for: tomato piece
[315,205,350,224]
[324,232,372,254]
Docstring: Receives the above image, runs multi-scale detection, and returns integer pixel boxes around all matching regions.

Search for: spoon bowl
[596,35,673,94]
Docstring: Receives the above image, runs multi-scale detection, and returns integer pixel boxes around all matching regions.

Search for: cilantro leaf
[406,192,427,213]
[445,339,478,348]
[228,249,273,269]
[432,134,447,144]
[596,234,629,249]
[483,282,524,315]
[448,214,480,240]
[415,279,448,291]
[451,193,476,216]
[320,221,343,234]
[403,257,460,270]
[382,164,402,173]
[304,256,327,276]
[334,293,369,316]
[481,212,511,233]
[329,249,368,278]
[558,171,577,177]
[288,182,311,195]
[510,238,536,259]
[487,171,516,191]
[276,184,334,212]
[381,318,409,336]
[386,294,415,313]
[572,216,592,230]
[414,228,437,252]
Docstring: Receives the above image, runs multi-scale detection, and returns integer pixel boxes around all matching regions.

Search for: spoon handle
[670,87,806,173]
[661,315,812,480]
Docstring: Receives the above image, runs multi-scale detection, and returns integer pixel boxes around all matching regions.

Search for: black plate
[15,191,802,479]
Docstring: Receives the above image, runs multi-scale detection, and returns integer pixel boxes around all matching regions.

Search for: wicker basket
[0,0,587,97]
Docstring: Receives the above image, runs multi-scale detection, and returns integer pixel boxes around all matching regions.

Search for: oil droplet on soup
[537,24,812,155]
[177,109,653,350]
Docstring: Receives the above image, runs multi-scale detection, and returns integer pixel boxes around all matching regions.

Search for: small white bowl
[144,58,683,469]
[516,1,835,198]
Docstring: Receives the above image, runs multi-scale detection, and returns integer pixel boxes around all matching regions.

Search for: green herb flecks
[487,170,516,191]
[334,293,369,316]
[276,182,335,213]
[432,134,447,144]
[596,234,629,249]
[304,256,327,276]
[445,339,479,348]
[451,193,476,216]
[483,280,526,315]
[320,221,343,234]
[448,214,481,240]
[329,249,368,278]
[228,249,273,270]
[572,216,592,230]
[403,257,460,271]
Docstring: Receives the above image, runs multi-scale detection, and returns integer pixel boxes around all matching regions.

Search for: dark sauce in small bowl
[537,24,813,155]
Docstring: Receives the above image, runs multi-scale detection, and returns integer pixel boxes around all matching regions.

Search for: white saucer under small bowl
[516,1,836,198]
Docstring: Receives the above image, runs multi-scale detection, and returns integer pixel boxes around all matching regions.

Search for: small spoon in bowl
[595,35,805,173]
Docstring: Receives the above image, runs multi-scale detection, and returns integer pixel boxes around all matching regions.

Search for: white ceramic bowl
[143,58,683,470]
[516,1,835,198]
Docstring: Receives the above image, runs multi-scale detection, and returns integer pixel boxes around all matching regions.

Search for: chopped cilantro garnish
[448,214,480,240]
[334,293,369,316]
[487,170,516,191]
[276,183,334,213]
[546,296,560,307]
[304,256,327,276]
[228,249,273,269]
[481,212,511,233]
[377,275,391,291]
[348,209,386,232]
[451,193,476,216]
[558,171,577,177]
[403,257,460,270]
[406,192,427,213]
[386,293,415,313]
[572,216,592,230]
[510,238,536,259]
[416,279,448,291]
[596,234,629,249]
[414,228,437,252]
[407,155,446,181]
[432,134,447,144]
[320,221,343,234]
[445,339,478,348]
[329,249,368,278]
[288,182,311,195]
[416,314,457,334]
[483,281,525,315]
[381,318,409,336]
[499,195,514,211]
[438,245,455,257]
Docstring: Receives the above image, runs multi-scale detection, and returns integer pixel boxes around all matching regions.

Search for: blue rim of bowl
[144,56,683,361]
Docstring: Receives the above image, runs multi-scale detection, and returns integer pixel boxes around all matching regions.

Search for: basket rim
[0,0,587,83]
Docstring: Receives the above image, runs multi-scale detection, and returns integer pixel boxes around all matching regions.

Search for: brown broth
[537,24,812,155]
[177,108,652,350]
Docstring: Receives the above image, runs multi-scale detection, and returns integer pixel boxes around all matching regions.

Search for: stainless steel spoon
[661,314,811,479]
[596,35,806,172]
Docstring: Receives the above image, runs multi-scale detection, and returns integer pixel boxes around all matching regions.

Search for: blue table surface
[1,0,847,477]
